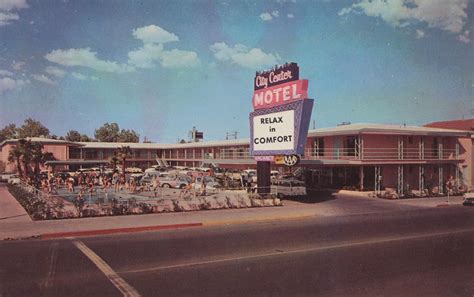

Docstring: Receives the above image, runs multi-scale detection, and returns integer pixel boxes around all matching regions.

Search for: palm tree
[18,139,33,178]
[31,143,55,178]
[7,145,23,177]
[116,146,131,176]
[109,154,119,172]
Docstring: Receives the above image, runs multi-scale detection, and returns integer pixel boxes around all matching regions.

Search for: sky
[0,0,472,143]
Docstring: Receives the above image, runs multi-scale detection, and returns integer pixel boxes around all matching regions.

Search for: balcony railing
[76,147,460,162]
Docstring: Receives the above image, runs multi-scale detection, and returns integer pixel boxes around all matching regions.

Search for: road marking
[120,228,474,274]
[73,240,141,297]
[42,242,58,289]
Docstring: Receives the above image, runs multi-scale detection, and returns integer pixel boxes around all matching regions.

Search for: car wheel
[162,184,171,188]
[179,184,186,189]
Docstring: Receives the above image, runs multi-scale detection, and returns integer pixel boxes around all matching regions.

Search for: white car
[1,172,16,182]
[8,174,21,185]
[271,178,306,198]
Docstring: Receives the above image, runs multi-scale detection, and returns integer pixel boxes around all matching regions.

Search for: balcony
[305,148,459,161]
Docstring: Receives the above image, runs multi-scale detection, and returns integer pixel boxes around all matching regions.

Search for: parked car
[462,192,474,206]
[1,172,16,183]
[194,176,220,190]
[8,174,21,185]
[271,178,306,198]
[126,167,143,173]
[160,176,190,189]
[270,170,280,180]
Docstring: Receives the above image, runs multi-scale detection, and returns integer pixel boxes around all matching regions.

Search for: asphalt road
[0,206,473,297]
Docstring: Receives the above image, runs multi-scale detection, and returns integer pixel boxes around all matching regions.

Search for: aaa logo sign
[275,154,300,167]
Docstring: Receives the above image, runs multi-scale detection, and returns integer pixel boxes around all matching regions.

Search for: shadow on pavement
[283,189,338,204]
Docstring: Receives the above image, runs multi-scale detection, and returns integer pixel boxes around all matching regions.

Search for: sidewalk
[0,184,467,240]
[0,184,32,223]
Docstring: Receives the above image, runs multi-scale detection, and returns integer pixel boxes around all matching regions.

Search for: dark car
[462,192,474,206]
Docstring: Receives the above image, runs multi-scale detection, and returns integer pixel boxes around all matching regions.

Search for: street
[1,206,473,297]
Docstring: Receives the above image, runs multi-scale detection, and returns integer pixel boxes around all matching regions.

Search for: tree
[109,155,119,172]
[18,139,33,178]
[95,123,120,142]
[80,134,92,142]
[17,118,50,139]
[65,130,82,142]
[0,124,17,142]
[117,129,139,143]
[94,123,139,142]
[31,143,55,178]
[7,145,23,177]
[115,146,131,176]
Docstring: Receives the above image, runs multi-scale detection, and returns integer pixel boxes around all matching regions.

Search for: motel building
[1,121,472,196]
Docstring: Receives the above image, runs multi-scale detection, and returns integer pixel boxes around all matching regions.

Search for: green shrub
[7,184,46,220]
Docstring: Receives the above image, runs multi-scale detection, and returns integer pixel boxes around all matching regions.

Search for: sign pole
[257,161,271,195]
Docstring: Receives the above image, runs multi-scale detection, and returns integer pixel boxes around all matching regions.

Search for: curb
[203,214,315,227]
[40,223,203,240]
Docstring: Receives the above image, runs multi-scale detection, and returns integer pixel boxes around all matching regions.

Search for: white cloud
[128,43,164,68]
[132,25,179,44]
[210,42,280,69]
[0,12,18,26]
[72,72,87,80]
[32,74,56,85]
[339,0,469,36]
[0,0,29,26]
[12,61,25,70]
[276,0,296,3]
[45,66,66,78]
[160,49,200,68]
[287,13,294,18]
[415,29,425,39]
[0,0,29,11]
[260,11,280,21]
[260,12,273,21]
[0,76,27,94]
[0,69,14,77]
[128,43,199,69]
[457,30,470,43]
[45,48,134,73]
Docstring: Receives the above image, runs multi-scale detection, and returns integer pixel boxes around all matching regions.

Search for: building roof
[77,138,250,149]
[0,137,82,147]
[424,119,474,131]
[307,123,472,137]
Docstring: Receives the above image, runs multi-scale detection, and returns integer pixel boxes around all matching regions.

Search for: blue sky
[0,0,472,143]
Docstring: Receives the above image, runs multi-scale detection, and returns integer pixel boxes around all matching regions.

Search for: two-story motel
[1,122,472,195]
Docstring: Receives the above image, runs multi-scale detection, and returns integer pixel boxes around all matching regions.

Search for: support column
[419,137,424,159]
[397,164,404,196]
[359,166,364,191]
[438,165,444,194]
[257,161,271,195]
[419,165,424,196]
[375,165,381,194]
[355,136,361,159]
[398,137,404,160]
[455,164,460,189]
